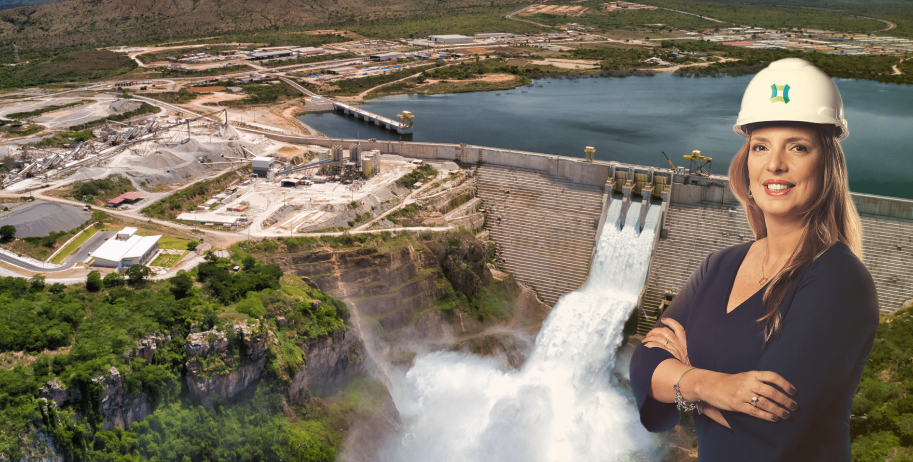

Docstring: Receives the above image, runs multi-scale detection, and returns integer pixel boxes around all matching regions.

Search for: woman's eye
[751,145,767,151]
[792,145,808,152]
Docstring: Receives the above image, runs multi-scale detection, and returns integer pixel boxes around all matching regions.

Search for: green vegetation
[0,249,351,460]
[851,307,913,461]
[570,46,656,70]
[51,225,100,264]
[68,102,161,132]
[664,40,913,85]
[144,89,198,105]
[219,81,301,107]
[262,51,358,68]
[156,236,195,251]
[7,100,90,120]
[388,204,425,225]
[143,170,244,220]
[0,224,15,242]
[396,163,438,189]
[0,49,137,90]
[27,130,92,148]
[69,174,134,205]
[3,124,44,137]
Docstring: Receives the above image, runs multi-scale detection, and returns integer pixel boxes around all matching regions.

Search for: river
[299,73,913,200]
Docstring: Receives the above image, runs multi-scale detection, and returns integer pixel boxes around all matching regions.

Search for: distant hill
[0,0,526,49]
[0,0,59,11]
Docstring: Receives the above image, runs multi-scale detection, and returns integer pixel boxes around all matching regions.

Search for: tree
[126,265,151,287]
[0,225,15,242]
[169,270,193,299]
[186,240,199,251]
[103,272,123,288]
[91,210,108,224]
[29,275,46,292]
[86,271,102,292]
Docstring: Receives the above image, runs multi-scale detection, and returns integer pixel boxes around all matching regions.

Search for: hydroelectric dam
[257,133,913,324]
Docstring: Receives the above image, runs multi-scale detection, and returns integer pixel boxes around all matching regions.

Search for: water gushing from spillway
[380,199,665,462]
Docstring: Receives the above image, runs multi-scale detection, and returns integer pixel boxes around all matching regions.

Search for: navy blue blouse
[629,241,879,462]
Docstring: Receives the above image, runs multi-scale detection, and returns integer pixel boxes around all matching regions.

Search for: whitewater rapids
[381,199,666,462]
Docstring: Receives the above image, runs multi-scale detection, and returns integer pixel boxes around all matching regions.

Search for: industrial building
[176,212,247,227]
[428,35,475,44]
[248,50,297,60]
[370,52,406,61]
[90,227,161,270]
[251,156,274,177]
[106,191,145,208]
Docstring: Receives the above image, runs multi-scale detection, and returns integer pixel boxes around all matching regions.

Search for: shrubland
[0,250,352,460]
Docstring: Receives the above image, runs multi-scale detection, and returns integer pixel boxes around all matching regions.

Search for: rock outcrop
[184,323,268,409]
[39,379,81,408]
[289,328,366,403]
[94,367,154,431]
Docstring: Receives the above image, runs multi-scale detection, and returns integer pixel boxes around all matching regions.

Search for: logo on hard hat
[770,84,790,104]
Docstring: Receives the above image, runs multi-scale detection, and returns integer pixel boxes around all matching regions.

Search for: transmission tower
[13,44,19,63]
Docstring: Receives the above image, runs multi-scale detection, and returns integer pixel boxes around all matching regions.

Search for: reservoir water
[300,73,913,200]
[380,200,664,462]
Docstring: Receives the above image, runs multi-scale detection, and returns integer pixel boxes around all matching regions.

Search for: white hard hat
[733,58,848,140]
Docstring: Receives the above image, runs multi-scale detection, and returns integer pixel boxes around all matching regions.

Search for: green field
[155,236,195,251]
[51,225,100,264]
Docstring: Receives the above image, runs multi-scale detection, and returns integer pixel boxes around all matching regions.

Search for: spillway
[381,199,665,462]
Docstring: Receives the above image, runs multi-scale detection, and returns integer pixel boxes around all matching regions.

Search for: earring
[749,188,754,199]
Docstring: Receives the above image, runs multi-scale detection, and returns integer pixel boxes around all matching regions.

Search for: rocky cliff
[39,368,153,432]
[272,232,551,366]
[183,322,268,409]
[94,367,154,431]
[289,328,366,403]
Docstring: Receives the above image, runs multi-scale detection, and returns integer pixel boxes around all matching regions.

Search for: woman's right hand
[697,370,799,422]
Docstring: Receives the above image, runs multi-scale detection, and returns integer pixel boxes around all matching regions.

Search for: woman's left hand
[642,318,690,366]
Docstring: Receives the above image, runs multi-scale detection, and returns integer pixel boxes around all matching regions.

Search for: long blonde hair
[728,124,863,343]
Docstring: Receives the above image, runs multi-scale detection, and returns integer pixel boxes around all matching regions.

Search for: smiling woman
[630,58,879,462]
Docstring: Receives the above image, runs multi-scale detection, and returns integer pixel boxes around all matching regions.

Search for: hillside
[0,0,531,49]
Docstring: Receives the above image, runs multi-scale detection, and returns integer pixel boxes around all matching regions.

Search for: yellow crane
[397,111,414,128]
[683,150,712,175]
[584,146,595,162]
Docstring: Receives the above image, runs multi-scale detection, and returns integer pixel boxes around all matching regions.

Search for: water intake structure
[380,198,667,462]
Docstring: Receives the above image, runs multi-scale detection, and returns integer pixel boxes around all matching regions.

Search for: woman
[628,57,879,462]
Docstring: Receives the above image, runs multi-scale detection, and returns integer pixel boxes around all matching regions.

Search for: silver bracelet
[673,367,702,414]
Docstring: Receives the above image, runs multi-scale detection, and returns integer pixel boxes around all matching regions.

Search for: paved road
[61,230,115,265]
[0,251,75,272]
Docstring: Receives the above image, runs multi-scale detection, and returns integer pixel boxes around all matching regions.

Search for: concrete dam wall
[264,134,913,314]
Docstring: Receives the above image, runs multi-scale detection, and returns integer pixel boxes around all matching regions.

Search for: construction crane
[661,151,677,171]
[584,146,595,162]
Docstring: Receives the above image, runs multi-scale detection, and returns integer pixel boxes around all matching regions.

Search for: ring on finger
[664,339,670,346]
[751,396,759,407]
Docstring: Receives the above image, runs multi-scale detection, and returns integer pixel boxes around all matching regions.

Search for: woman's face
[746,125,824,222]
